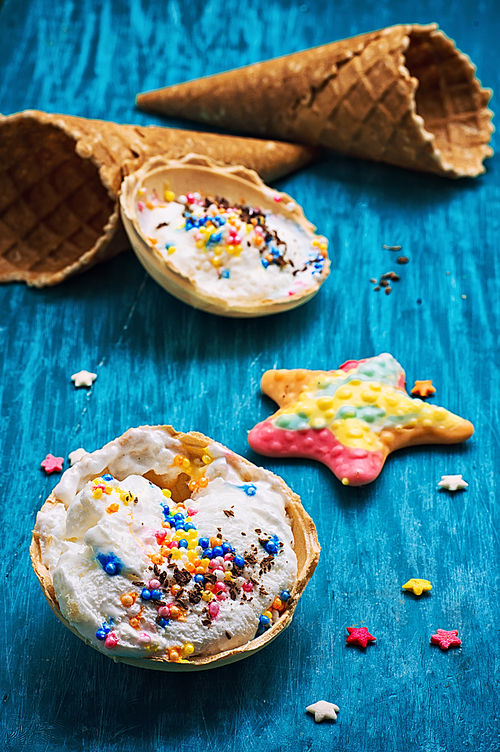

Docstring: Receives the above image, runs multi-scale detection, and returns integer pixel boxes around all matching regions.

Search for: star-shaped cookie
[248,353,474,486]
[306,700,340,722]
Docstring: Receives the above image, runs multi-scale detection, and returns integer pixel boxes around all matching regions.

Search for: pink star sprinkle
[346,626,377,648]
[430,629,461,650]
[41,454,64,474]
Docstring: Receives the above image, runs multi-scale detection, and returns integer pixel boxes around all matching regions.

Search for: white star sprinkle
[71,370,97,388]
[438,474,468,491]
[69,448,89,466]
[306,700,340,723]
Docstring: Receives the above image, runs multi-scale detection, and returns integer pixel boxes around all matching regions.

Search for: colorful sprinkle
[430,629,461,650]
[438,474,468,491]
[402,578,432,596]
[411,380,436,397]
[345,626,376,648]
[71,370,97,388]
[41,454,64,474]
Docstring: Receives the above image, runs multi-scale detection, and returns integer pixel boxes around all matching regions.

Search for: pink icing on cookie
[248,424,384,485]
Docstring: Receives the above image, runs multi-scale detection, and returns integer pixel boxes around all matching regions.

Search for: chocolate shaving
[225,631,232,640]
[156,222,169,229]
[132,581,145,587]
[173,567,192,586]
[201,618,212,627]
[204,573,217,585]
[254,529,262,534]
[223,509,235,517]
[188,588,203,605]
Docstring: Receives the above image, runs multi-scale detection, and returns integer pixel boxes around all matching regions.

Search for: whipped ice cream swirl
[136,188,328,304]
[36,460,297,662]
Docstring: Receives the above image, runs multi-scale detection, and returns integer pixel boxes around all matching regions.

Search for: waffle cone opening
[0,118,116,283]
[403,28,493,175]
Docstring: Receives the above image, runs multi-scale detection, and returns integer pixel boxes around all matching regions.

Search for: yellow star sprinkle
[402,578,432,596]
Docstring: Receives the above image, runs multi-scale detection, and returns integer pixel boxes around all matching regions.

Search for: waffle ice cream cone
[137,23,493,178]
[31,425,320,671]
[0,110,318,287]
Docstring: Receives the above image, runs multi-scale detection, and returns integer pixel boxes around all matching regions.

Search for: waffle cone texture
[0,110,317,287]
[137,23,493,178]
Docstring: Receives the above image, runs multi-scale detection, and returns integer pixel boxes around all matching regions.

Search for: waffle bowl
[137,23,494,178]
[0,110,317,287]
[31,426,320,671]
[120,153,330,317]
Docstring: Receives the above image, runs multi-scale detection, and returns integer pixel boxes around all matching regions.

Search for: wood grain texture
[0,0,499,750]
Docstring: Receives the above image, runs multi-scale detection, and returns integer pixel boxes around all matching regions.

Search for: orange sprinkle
[169,606,181,620]
[120,593,136,608]
[106,503,119,514]
[411,380,436,398]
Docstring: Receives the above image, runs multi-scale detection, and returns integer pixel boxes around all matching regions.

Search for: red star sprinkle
[41,454,64,474]
[430,629,461,650]
[346,626,377,648]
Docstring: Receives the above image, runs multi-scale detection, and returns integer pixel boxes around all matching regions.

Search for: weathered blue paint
[0,1,499,750]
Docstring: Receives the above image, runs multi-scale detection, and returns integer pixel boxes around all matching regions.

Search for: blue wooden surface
[1,1,500,750]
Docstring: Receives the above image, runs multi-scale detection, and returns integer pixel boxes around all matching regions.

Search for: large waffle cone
[31,425,320,671]
[0,110,317,287]
[137,23,493,178]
